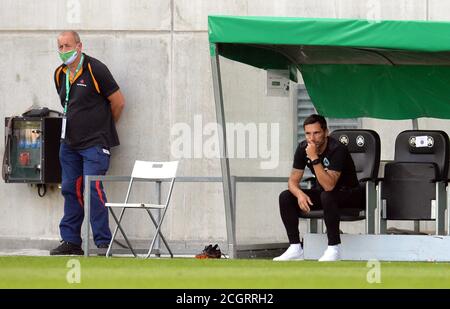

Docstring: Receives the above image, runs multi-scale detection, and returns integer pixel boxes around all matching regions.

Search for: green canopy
[208,15,450,119]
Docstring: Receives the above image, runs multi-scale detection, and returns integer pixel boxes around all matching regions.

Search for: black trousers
[279,188,363,246]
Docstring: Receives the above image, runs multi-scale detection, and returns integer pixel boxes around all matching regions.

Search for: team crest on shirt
[77,79,87,87]
[323,157,330,167]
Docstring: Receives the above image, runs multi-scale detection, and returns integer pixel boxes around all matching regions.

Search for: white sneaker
[318,245,341,262]
[273,244,304,261]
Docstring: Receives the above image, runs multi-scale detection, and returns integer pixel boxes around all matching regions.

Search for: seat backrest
[131,161,179,180]
[330,129,381,181]
[382,161,437,220]
[394,130,449,181]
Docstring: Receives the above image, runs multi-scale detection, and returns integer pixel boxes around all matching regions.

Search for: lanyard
[64,54,84,115]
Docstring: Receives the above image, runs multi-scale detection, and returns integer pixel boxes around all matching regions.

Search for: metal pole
[412,118,421,233]
[210,45,236,258]
[155,180,162,256]
[412,118,419,130]
[82,175,91,257]
[231,176,237,244]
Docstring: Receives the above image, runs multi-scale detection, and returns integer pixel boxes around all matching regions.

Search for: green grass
[0,257,450,288]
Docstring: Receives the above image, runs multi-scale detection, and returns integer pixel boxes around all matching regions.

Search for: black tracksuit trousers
[279,188,363,246]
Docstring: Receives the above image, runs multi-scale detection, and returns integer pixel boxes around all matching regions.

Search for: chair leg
[379,219,387,234]
[146,221,162,259]
[366,181,376,234]
[308,219,318,233]
[146,209,173,258]
[107,208,122,257]
[108,208,137,257]
[436,182,446,236]
[145,208,171,259]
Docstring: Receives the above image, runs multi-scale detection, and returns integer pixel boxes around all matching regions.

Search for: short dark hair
[303,114,327,130]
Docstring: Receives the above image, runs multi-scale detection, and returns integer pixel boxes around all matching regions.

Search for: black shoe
[195,244,221,259]
[50,241,84,256]
[195,244,213,259]
[97,243,109,256]
[209,244,222,259]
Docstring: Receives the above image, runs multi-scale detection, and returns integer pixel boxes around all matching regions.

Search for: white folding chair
[105,160,179,258]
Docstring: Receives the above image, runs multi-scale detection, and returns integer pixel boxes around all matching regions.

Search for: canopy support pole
[211,45,236,258]
[412,118,420,233]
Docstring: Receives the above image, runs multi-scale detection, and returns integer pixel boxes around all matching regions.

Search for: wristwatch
[311,158,321,165]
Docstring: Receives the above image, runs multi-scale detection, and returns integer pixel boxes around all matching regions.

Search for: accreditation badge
[61,116,67,139]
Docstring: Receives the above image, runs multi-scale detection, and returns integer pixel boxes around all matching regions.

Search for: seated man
[274,114,362,262]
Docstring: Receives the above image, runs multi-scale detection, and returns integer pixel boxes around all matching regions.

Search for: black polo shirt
[54,53,120,150]
[293,136,359,191]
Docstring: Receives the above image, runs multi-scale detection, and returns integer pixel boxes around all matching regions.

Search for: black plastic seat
[380,130,449,235]
[300,129,381,234]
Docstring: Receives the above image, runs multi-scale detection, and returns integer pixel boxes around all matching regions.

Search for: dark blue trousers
[59,143,112,246]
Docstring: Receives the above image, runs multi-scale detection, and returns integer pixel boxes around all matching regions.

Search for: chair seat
[299,209,365,221]
[105,202,166,209]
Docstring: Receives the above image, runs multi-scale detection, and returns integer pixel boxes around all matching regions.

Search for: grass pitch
[0,257,449,288]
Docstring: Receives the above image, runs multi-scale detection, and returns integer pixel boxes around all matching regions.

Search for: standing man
[50,31,125,255]
[274,114,362,262]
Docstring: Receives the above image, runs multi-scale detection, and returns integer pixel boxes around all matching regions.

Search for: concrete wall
[0,0,449,250]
